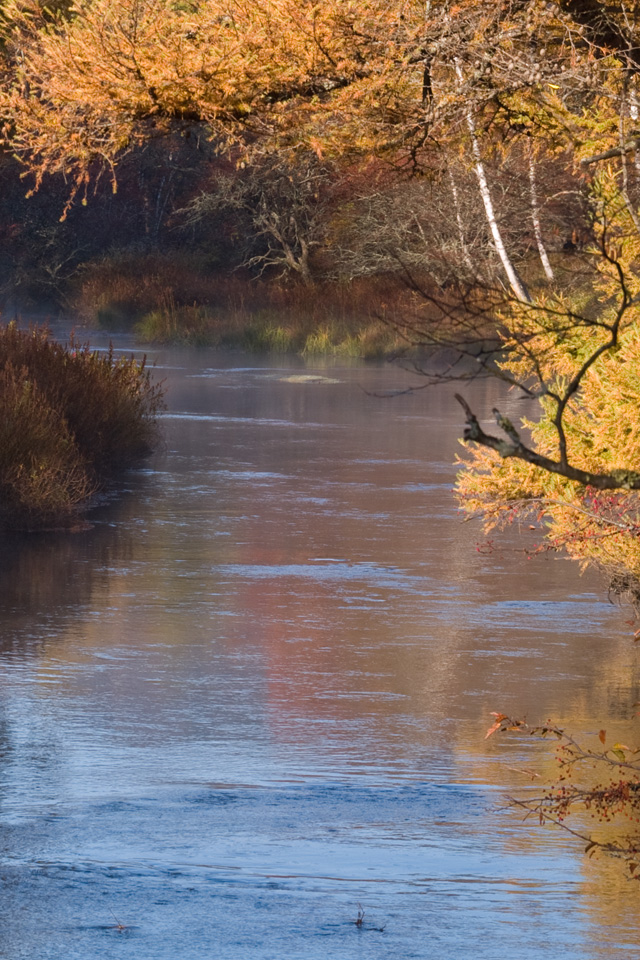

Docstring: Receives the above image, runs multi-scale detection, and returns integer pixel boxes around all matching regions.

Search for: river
[0,336,638,959]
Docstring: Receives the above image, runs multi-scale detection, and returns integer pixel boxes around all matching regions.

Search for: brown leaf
[485,712,510,739]
[598,729,606,745]
[485,721,502,740]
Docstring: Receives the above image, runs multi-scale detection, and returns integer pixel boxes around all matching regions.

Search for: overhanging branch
[581,137,640,166]
[455,393,640,491]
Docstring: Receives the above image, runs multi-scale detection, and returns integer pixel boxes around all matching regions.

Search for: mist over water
[0,339,638,959]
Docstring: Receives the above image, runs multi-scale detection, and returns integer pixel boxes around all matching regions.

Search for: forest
[3,0,640,878]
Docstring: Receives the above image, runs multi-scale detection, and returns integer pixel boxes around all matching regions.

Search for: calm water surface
[0,338,638,959]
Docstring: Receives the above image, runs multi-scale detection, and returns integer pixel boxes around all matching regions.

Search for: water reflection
[0,347,638,959]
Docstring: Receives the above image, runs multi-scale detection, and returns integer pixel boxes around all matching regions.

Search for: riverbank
[70,253,448,357]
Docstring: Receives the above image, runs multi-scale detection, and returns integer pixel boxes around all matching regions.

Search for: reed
[135,295,406,357]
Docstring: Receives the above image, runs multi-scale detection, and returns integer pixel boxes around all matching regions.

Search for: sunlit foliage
[2,1,639,200]
[487,714,640,880]
[455,170,640,580]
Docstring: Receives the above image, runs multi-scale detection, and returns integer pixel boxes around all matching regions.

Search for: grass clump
[235,317,299,353]
[0,322,163,531]
[301,321,393,359]
[135,301,214,345]
[135,301,403,357]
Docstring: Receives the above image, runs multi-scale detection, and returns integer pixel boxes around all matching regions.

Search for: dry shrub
[0,323,163,530]
[0,364,92,528]
[73,251,225,325]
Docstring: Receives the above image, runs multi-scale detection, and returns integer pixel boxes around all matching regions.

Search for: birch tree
[527,141,555,282]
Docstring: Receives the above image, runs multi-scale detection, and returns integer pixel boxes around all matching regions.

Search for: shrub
[0,363,92,528]
[0,323,163,530]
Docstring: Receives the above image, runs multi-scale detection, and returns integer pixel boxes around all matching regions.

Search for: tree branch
[559,0,640,74]
[455,393,640,490]
[581,137,640,166]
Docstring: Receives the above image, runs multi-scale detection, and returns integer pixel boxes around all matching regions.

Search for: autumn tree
[0,1,623,263]
[0,0,629,291]
[454,187,640,590]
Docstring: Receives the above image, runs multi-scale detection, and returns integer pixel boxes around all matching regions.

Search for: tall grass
[0,323,163,531]
[73,252,423,357]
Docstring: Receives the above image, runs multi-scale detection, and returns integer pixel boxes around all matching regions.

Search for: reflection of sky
[0,347,638,959]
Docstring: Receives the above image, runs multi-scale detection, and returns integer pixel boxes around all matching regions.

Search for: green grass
[0,322,163,531]
[135,301,215,345]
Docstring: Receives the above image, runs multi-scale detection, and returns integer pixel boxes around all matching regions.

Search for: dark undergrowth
[0,323,163,531]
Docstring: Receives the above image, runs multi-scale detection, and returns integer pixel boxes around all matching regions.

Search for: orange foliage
[0,0,634,204]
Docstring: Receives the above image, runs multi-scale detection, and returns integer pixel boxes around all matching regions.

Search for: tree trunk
[296,238,313,285]
[528,143,554,281]
[447,166,477,279]
[456,63,531,302]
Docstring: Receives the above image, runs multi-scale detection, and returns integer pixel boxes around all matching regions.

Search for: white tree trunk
[456,63,531,302]
[528,144,554,281]
[448,166,477,278]
[620,92,640,236]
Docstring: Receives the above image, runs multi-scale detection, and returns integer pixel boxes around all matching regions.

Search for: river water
[0,338,639,959]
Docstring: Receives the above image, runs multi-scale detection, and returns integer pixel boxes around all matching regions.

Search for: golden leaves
[1,0,418,185]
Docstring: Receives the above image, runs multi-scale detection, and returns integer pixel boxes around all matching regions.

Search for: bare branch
[581,137,640,166]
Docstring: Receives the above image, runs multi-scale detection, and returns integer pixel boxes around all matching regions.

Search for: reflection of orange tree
[226,538,420,742]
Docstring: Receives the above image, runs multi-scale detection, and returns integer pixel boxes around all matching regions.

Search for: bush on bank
[0,323,163,531]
